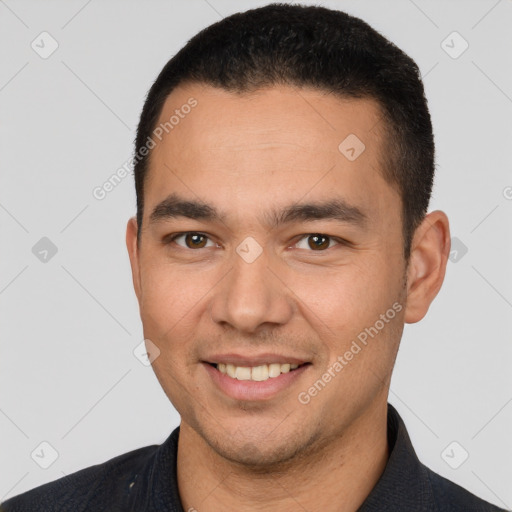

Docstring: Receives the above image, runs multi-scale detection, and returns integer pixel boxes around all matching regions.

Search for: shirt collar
[357,402,437,511]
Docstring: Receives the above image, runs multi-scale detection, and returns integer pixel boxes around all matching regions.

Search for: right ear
[126,216,142,304]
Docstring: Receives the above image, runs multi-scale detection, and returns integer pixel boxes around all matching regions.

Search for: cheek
[138,262,213,372]
[295,260,403,357]
[295,266,381,327]
[139,261,210,330]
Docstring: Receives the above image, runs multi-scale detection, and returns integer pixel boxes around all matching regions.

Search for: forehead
[144,83,398,228]
[152,83,384,162]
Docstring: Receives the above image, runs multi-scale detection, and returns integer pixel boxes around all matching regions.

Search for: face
[127,83,410,467]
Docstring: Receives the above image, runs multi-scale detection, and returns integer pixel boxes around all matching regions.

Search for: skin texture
[126,83,451,511]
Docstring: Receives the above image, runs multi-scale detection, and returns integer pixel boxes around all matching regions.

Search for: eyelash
[163,232,346,251]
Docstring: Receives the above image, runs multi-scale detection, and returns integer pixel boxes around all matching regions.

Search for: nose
[209,241,294,334]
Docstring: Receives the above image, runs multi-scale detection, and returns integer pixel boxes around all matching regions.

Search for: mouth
[202,360,312,401]
[206,361,310,382]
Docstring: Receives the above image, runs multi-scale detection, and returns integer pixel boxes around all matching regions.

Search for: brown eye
[295,234,338,251]
[185,233,207,248]
[167,232,214,249]
[308,234,330,250]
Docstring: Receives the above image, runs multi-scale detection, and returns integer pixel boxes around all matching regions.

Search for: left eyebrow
[264,199,368,229]
[148,192,368,229]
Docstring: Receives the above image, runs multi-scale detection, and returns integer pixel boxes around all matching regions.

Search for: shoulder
[382,403,507,512]
[0,443,159,512]
[424,465,508,512]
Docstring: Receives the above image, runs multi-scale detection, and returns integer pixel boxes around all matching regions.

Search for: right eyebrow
[149,193,224,225]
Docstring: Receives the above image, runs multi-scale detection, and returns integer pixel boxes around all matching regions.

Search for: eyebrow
[149,192,368,229]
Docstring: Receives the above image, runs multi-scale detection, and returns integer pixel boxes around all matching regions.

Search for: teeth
[235,366,251,380]
[268,363,281,378]
[216,363,303,382]
[226,364,236,378]
[251,365,269,381]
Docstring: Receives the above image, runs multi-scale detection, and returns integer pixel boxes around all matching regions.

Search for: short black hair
[133,2,435,260]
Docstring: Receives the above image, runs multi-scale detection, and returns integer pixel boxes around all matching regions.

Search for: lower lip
[202,362,310,401]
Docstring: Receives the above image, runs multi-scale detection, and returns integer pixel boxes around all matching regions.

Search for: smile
[212,362,304,382]
[203,361,312,401]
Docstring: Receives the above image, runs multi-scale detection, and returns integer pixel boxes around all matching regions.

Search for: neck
[177,401,389,512]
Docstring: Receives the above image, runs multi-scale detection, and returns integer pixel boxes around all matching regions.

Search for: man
[1,3,506,511]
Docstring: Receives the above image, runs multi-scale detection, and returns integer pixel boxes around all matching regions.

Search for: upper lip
[203,353,311,366]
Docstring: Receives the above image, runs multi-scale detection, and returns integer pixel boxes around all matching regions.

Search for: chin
[214,439,300,471]
[199,420,317,472]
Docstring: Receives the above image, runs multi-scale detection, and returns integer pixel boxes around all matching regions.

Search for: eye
[294,233,341,251]
[164,232,217,249]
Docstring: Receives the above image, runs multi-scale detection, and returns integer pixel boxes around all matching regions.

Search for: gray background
[1,0,511,508]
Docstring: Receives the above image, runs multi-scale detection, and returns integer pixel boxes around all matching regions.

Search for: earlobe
[126,216,142,303]
[404,210,451,324]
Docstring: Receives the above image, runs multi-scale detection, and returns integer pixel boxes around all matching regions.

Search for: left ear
[404,210,451,324]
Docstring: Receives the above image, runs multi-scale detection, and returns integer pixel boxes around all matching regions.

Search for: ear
[126,216,142,304]
[404,210,451,324]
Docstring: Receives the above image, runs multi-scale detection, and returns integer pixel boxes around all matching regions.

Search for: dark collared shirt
[1,403,507,511]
